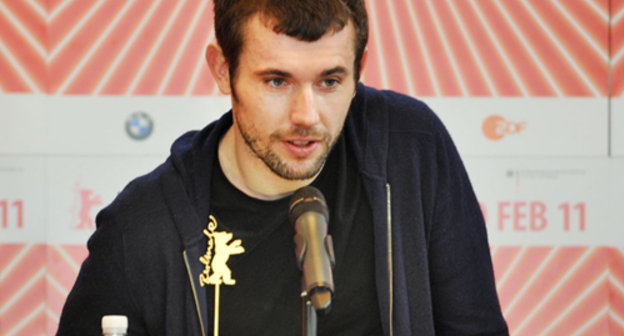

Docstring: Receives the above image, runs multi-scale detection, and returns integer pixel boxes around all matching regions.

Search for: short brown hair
[213,0,368,84]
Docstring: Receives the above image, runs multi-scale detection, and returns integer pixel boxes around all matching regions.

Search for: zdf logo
[482,115,526,141]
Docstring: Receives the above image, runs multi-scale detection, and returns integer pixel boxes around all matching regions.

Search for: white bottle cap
[102,315,128,333]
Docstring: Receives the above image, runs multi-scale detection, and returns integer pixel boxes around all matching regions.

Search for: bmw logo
[125,111,154,140]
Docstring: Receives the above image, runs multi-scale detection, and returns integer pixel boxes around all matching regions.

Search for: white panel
[423,98,608,157]
[0,156,46,243]
[1,95,232,156]
[46,155,165,245]
[613,97,624,156]
[0,94,47,154]
[45,96,231,155]
[465,157,624,246]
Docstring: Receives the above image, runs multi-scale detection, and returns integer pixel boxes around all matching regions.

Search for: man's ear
[359,48,368,77]
[206,43,232,95]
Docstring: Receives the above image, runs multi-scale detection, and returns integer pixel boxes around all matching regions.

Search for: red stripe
[491,246,523,284]
[131,1,199,95]
[493,1,576,96]
[47,311,61,336]
[390,1,435,96]
[610,320,624,336]
[2,0,46,41]
[370,1,408,93]
[0,246,45,307]
[413,0,463,95]
[526,0,607,96]
[566,0,610,43]
[572,309,611,336]
[517,248,607,336]
[611,249,624,286]
[613,65,624,97]
[361,1,385,90]
[47,245,89,323]
[475,1,556,96]
[459,1,525,96]
[436,1,493,96]
[0,244,24,271]
[612,0,624,97]
[0,51,22,92]
[47,246,80,291]
[34,0,48,12]
[548,291,609,335]
[383,1,417,95]
[48,0,66,15]
[0,273,46,336]
[48,1,128,94]
[97,1,175,94]
[1,304,46,336]
[58,1,149,94]
[47,0,101,53]
[497,247,554,313]
[61,245,89,266]
[47,279,69,320]
[610,249,624,333]
[495,246,581,332]
[0,7,46,91]
[161,3,214,95]
[614,19,624,58]
[501,247,588,321]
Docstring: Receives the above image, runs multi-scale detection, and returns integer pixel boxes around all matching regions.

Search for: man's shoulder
[107,122,211,220]
[96,115,227,240]
[98,160,179,227]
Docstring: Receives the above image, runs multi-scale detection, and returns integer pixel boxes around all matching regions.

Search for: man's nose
[290,86,320,127]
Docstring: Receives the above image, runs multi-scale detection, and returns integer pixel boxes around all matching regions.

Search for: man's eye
[321,78,339,88]
[267,78,285,87]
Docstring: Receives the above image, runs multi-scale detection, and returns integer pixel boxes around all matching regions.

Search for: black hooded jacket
[57,83,508,335]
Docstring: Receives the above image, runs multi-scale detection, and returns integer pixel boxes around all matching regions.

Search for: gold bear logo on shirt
[199,215,245,287]
[207,231,245,285]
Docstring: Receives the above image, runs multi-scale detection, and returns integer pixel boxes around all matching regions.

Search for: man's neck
[217,126,317,201]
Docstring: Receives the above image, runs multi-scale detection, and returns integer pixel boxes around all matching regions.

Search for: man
[58,0,508,335]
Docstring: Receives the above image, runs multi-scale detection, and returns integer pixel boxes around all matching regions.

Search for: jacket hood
[345,83,389,181]
[168,112,234,229]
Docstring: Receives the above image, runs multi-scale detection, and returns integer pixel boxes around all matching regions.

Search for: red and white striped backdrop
[1,1,623,335]
[0,0,619,97]
[0,244,87,336]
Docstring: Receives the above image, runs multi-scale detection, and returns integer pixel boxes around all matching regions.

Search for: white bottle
[101,315,128,336]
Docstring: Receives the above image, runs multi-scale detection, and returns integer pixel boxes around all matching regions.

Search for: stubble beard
[237,121,336,181]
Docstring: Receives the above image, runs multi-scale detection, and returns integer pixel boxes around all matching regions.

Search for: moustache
[270,126,330,141]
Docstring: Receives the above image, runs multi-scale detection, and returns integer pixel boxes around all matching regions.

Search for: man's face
[229,15,358,180]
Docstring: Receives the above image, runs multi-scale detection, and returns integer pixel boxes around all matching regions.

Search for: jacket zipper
[183,250,206,336]
[386,183,394,336]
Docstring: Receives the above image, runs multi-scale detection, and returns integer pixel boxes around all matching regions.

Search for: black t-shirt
[206,133,382,335]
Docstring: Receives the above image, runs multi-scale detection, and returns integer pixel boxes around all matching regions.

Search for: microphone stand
[301,288,317,336]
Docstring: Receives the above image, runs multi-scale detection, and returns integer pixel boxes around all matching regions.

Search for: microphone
[289,186,335,313]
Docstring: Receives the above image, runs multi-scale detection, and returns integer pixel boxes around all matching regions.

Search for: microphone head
[288,186,329,225]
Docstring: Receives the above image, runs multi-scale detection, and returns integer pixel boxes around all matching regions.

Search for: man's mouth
[288,140,315,146]
[284,139,320,157]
